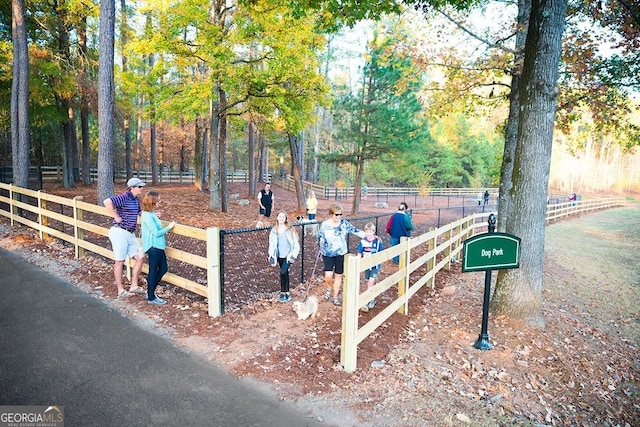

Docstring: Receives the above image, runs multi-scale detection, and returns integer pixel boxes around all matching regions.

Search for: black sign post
[462,214,521,350]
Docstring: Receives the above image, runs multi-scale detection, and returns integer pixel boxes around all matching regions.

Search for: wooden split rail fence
[0,182,624,371]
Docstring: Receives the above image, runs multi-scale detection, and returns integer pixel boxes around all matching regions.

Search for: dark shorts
[364,267,379,280]
[260,205,272,217]
[323,254,345,275]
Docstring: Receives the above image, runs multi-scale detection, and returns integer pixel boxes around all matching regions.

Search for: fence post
[397,237,410,315]
[9,184,16,225]
[340,254,360,373]
[444,227,452,267]
[427,231,436,288]
[37,190,50,241]
[448,222,462,268]
[73,196,85,258]
[207,227,222,317]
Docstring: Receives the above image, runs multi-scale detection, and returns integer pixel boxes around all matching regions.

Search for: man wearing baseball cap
[103,178,147,297]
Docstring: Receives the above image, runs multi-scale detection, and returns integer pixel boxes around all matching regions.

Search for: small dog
[292,296,319,320]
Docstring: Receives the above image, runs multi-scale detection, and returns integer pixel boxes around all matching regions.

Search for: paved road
[0,248,324,427]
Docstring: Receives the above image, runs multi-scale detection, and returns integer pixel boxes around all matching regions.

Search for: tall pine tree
[329,25,430,214]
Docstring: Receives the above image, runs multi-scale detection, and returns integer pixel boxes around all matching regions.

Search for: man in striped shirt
[103,178,147,298]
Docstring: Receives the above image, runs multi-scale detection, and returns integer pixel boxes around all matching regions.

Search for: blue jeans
[146,247,168,300]
[390,236,400,264]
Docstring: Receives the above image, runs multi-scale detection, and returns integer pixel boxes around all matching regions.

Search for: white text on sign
[481,248,504,258]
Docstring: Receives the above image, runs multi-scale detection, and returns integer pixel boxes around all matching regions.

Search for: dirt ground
[1,182,638,426]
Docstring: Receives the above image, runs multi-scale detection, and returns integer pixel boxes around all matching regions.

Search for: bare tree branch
[436,8,517,55]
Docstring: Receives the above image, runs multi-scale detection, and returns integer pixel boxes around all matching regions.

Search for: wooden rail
[38,166,266,185]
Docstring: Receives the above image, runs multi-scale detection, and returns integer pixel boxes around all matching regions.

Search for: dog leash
[302,245,322,302]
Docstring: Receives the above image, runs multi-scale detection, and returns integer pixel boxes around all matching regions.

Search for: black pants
[277,257,290,293]
[147,247,168,300]
[260,204,272,217]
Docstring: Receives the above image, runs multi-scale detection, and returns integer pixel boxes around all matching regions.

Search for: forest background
[1,0,638,208]
[1,0,639,328]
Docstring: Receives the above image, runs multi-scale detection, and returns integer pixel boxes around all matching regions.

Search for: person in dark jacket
[257,183,274,221]
[385,202,413,264]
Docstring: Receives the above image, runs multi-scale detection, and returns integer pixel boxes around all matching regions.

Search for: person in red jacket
[386,202,413,264]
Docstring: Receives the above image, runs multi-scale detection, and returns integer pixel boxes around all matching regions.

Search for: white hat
[127,177,146,188]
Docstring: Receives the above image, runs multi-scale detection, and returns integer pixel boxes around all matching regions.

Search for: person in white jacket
[268,211,300,302]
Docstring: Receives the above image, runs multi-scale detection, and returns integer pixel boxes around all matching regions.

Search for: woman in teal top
[141,191,175,305]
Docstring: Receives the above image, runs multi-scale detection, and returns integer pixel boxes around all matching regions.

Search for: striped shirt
[109,191,140,231]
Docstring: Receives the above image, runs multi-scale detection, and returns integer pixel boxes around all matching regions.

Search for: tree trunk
[11,0,30,188]
[202,119,209,189]
[121,0,132,180]
[209,88,221,210]
[492,0,569,327]
[148,51,158,184]
[498,0,531,232]
[218,87,228,213]
[311,106,322,183]
[180,145,186,172]
[248,120,257,198]
[287,133,306,210]
[55,3,76,188]
[61,102,74,188]
[135,95,144,170]
[78,16,91,185]
[97,0,116,204]
[69,107,80,183]
[258,133,266,183]
[193,115,208,191]
[150,118,158,183]
[80,103,91,184]
[351,156,364,215]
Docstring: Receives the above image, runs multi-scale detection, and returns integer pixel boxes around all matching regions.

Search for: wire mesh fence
[215,202,497,312]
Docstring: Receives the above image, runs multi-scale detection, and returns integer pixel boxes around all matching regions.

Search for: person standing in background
[258,183,274,221]
[306,190,318,220]
[103,178,147,298]
[268,211,300,302]
[141,191,175,305]
[386,202,413,264]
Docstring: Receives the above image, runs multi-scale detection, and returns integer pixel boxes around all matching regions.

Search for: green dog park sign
[462,216,521,350]
[462,233,521,272]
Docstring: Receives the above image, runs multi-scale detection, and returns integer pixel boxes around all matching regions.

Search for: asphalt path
[0,248,324,427]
